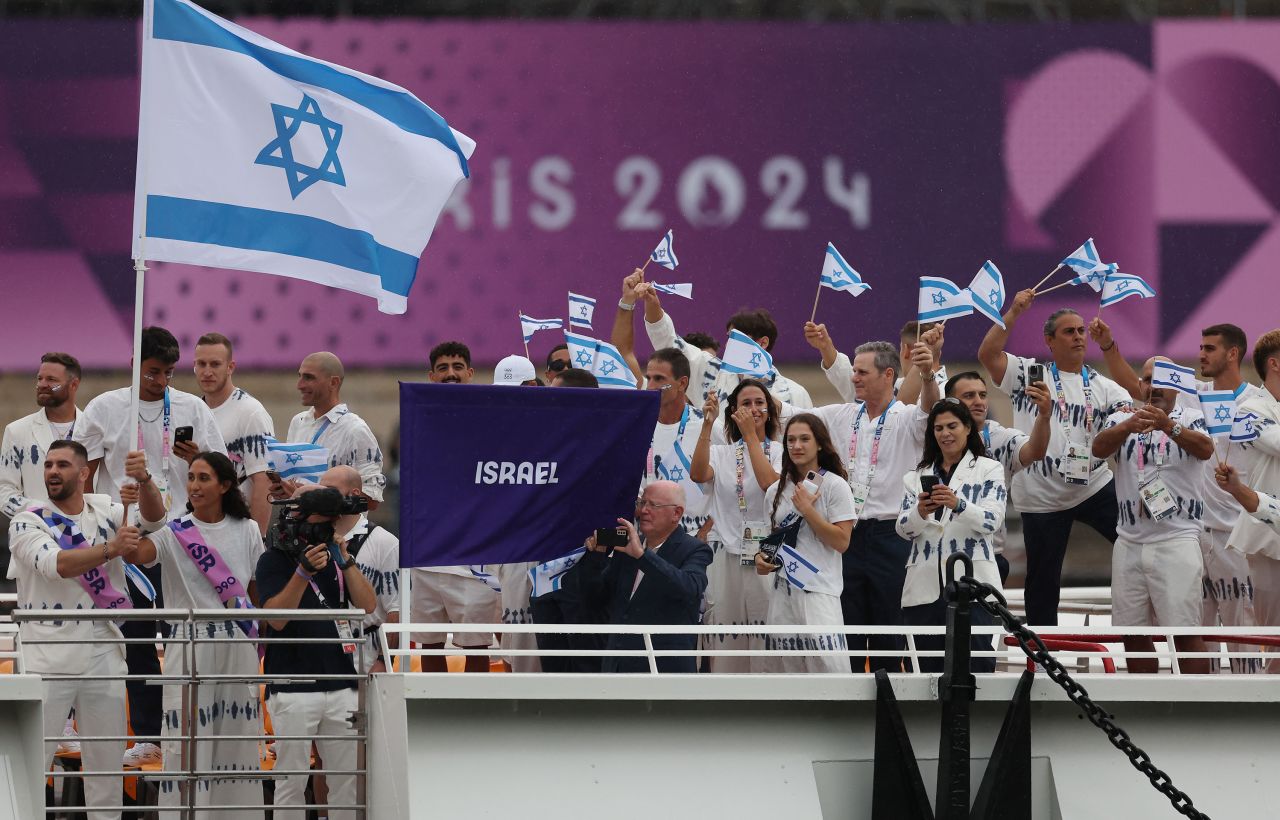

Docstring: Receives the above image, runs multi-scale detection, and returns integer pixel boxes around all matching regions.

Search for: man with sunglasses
[544,344,573,384]
[579,481,712,673]
[75,325,226,766]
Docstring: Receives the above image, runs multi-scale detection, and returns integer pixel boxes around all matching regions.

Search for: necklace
[139,407,163,423]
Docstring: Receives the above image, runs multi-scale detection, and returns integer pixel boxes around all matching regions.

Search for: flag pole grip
[809,282,822,324]
[1033,263,1063,291]
[1036,280,1073,296]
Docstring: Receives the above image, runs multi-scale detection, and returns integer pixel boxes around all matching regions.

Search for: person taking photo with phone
[896,399,1008,673]
[754,414,856,673]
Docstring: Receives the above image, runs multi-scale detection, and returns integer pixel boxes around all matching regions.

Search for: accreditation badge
[850,481,870,518]
[335,619,358,654]
[742,520,768,565]
[1138,475,1176,521]
[1059,445,1091,485]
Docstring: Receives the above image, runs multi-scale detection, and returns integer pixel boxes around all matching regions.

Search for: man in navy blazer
[580,480,712,673]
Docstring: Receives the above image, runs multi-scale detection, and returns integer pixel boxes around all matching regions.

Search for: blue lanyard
[849,401,894,482]
[981,423,992,453]
[311,417,332,445]
[1049,363,1094,437]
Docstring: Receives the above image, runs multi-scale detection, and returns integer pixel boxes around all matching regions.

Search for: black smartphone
[1027,363,1045,387]
[174,425,194,445]
[920,475,941,494]
[595,527,629,550]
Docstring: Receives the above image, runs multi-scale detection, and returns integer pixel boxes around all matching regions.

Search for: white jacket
[1228,389,1280,559]
[895,454,1006,608]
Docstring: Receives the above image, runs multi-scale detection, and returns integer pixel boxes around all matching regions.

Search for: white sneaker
[56,718,80,755]
[122,742,162,766]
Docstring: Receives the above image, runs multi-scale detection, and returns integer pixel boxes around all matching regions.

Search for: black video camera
[271,487,369,560]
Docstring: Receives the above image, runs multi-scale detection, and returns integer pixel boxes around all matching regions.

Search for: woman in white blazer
[896,398,1007,672]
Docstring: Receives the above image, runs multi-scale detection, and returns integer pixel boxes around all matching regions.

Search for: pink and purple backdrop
[1,20,1276,369]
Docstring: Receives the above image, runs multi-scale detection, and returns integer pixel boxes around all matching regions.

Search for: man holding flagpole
[977,290,1139,625]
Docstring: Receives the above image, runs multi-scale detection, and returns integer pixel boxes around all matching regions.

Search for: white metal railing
[380,622,1280,676]
[11,607,369,818]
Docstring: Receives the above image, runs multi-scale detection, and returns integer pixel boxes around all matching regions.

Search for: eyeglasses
[635,499,680,510]
[548,359,571,372]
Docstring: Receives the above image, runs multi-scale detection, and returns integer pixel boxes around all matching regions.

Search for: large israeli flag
[720,329,774,378]
[265,436,329,483]
[1198,390,1237,437]
[966,261,1006,328]
[1152,361,1196,396]
[819,242,871,297]
[563,330,637,389]
[132,0,475,314]
[917,276,974,323]
[1100,270,1156,307]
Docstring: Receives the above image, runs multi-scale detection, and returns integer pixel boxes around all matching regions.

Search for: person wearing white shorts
[410,569,500,671]
[1093,357,1216,674]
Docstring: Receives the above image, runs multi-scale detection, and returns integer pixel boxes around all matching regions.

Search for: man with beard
[193,332,275,534]
[1,352,84,519]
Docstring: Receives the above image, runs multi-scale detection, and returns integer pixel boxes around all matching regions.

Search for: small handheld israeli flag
[966,260,1006,328]
[1198,390,1237,437]
[265,436,330,483]
[652,283,693,299]
[564,329,598,371]
[591,339,638,389]
[1230,410,1260,444]
[650,229,679,270]
[779,544,821,591]
[819,243,871,297]
[520,314,563,344]
[1070,262,1115,292]
[1151,361,1197,396]
[529,548,586,598]
[1062,238,1104,276]
[568,292,596,331]
[1100,270,1156,308]
[917,276,974,323]
[720,329,774,378]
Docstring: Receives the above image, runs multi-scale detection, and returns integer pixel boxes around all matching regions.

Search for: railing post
[935,553,976,820]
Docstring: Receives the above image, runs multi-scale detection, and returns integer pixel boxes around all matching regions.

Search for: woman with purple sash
[131,452,264,817]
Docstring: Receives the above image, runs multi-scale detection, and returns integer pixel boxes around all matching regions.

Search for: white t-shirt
[349,517,401,629]
[208,388,275,498]
[286,403,386,502]
[811,399,928,521]
[642,405,710,528]
[77,387,227,519]
[7,495,128,673]
[705,440,784,554]
[145,515,263,628]
[1177,381,1269,534]
[998,354,1132,513]
[763,474,856,597]
[1104,407,1209,542]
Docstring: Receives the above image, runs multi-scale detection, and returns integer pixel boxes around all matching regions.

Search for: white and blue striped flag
[131,0,475,314]
[819,243,870,297]
[1062,238,1104,276]
[563,330,637,389]
[1070,262,1115,292]
[966,260,1006,328]
[779,544,821,591]
[1100,270,1156,307]
[1198,390,1237,437]
[720,329,774,378]
[652,283,693,299]
[468,565,502,593]
[568,292,596,330]
[265,436,330,483]
[1230,411,1261,444]
[529,548,586,598]
[520,314,563,344]
[650,229,679,270]
[1152,361,1197,396]
[918,276,974,323]
[655,439,706,502]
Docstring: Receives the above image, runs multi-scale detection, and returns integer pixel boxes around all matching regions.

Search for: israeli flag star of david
[1100,270,1156,308]
[568,292,597,331]
[132,0,475,314]
[264,436,329,483]
[1198,390,1237,437]
[1151,361,1197,396]
[650,229,679,270]
[720,329,774,378]
[965,260,1006,328]
[917,276,973,323]
[819,242,870,297]
[563,330,637,389]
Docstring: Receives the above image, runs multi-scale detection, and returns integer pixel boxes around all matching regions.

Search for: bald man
[1093,357,1215,673]
[282,352,386,506]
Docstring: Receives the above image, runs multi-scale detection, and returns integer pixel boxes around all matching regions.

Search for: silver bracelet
[618,299,636,311]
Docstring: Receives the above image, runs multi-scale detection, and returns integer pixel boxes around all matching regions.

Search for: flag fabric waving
[568,292,596,330]
[650,229,679,270]
[1198,390,1237,437]
[651,283,693,299]
[1070,262,1116,293]
[563,330,637,389]
[1151,361,1197,396]
[819,243,870,297]
[520,314,563,344]
[720,329,774,378]
[132,0,475,314]
[965,260,1006,328]
[1062,238,1104,275]
[1230,411,1261,444]
[265,436,329,483]
[1100,271,1156,307]
[917,276,974,323]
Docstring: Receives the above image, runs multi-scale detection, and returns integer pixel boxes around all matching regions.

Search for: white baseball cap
[493,355,538,385]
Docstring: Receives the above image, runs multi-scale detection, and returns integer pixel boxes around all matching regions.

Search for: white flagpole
[1033,263,1063,292]
[124,257,147,524]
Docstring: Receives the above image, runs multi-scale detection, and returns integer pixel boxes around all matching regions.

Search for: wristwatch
[1170,422,1184,439]
[334,552,356,571]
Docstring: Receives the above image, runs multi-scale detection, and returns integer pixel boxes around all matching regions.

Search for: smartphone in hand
[1027,363,1045,387]
[174,426,194,445]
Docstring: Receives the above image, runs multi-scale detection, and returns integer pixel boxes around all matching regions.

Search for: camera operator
[255,485,376,820]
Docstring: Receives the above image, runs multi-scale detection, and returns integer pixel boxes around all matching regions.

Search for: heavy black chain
[960,577,1210,820]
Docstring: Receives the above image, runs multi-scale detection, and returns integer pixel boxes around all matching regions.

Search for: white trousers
[267,688,359,820]
[701,544,772,673]
[42,648,126,820]
[498,561,540,673]
[1246,552,1280,674]
[762,577,848,674]
[1200,528,1260,673]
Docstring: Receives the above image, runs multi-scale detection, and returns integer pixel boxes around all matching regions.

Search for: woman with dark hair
[754,414,857,673]
[895,399,1007,673]
[129,452,264,816]
[690,378,782,672]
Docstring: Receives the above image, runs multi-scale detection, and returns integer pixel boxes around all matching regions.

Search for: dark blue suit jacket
[580,528,712,673]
